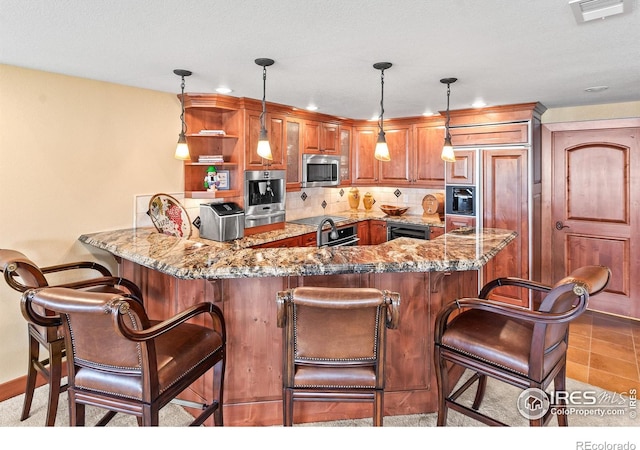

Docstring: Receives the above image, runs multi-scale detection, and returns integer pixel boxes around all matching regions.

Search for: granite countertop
[79,213,516,280]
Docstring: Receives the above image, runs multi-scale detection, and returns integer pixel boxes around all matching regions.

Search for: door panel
[482,149,529,307]
[550,126,640,318]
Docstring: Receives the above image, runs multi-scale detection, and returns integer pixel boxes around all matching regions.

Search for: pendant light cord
[260,65,267,129]
[378,68,385,133]
[180,76,187,135]
[445,82,451,140]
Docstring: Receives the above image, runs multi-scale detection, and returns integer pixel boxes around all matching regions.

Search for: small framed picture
[217,170,230,190]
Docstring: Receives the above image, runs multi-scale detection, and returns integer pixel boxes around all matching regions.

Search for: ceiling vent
[569,0,631,23]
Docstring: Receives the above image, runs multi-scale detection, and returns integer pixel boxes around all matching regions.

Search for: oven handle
[325,237,360,247]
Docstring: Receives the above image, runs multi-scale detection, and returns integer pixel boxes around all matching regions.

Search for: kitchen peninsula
[79,222,516,426]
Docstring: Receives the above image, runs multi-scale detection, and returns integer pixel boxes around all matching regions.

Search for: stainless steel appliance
[387,222,430,240]
[199,202,245,242]
[302,154,340,187]
[445,185,475,216]
[288,215,358,247]
[244,170,286,229]
[320,224,358,247]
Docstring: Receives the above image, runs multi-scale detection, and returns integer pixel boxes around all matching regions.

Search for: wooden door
[547,123,640,319]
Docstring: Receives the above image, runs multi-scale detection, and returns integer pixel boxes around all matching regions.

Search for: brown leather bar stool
[434,265,611,426]
[276,286,400,426]
[21,287,226,426]
[0,249,143,426]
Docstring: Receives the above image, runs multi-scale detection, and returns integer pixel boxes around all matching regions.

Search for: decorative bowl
[379,205,410,216]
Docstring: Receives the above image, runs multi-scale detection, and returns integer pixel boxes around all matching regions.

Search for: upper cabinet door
[413,124,445,188]
[285,118,302,191]
[245,111,286,169]
[445,149,476,185]
[378,125,412,185]
[303,120,339,153]
[339,125,352,185]
[352,127,378,184]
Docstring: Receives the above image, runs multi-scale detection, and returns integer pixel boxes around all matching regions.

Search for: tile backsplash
[134,187,444,231]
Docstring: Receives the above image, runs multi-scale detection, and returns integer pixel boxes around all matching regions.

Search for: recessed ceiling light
[584,85,609,92]
[472,100,487,108]
[215,87,233,94]
[422,110,436,117]
[306,104,318,111]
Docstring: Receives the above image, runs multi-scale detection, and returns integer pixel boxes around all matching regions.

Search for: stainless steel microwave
[301,154,340,187]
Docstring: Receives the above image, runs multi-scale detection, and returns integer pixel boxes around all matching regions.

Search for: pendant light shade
[255,58,275,161]
[440,77,457,163]
[373,62,392,162]
[173,69,192,160]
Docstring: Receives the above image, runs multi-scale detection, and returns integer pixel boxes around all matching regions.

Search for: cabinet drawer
[450,123,528,146]
[300,233,317,247]
[445,215,476,232]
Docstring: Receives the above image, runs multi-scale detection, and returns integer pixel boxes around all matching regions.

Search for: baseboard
[0,374,46,402]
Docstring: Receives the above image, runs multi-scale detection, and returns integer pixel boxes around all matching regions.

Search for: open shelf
[185,189,242,200]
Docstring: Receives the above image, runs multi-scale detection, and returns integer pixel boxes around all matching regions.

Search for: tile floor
[567,309,640,395]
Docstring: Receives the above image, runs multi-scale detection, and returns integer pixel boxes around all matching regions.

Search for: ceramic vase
[363,192,374,210]
[348,187,360,210]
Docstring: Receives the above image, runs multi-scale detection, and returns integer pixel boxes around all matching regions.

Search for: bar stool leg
[44,339,65,426]
[20,330,39,422]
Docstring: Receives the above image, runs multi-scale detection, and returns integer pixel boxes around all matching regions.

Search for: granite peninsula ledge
[79,227,517,280]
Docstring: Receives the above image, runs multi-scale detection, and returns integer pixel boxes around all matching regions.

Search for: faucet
[317,217,339,247]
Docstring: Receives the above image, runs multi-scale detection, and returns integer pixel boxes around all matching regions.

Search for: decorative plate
[148,193,192,238]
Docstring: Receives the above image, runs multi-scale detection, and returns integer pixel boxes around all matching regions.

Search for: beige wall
[0,64,638,387]
[542,101,640,123]
[0,65,183,383]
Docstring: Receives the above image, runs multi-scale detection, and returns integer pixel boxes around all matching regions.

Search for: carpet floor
[1,373,638,427]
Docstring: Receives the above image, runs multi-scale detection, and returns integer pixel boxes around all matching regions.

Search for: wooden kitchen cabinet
[181,94,244,199]
[369,220,388,244]
[482,148,529,307]
[451,123,528,147]
[356,220,370,245]
[443,102,546,308]
[352,120,443,188]
[445,215,476,231]
[303,120,339,153]
[413,122,445,188]
[429,226,445,239]
[245,110,286,170]
[300,232,317,247]
[445,149,476,185]
[379,124,412,185]
[352,124,412,186]
[339,125,352,185]
[252,235,301,248]
[285,118,303,191]
[352,126,378,184]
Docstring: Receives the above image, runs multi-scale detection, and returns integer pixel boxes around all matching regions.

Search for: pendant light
[440,77,457,163]
[373,62,392,162]
[173,69,192,160]
[255,58,275,161]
